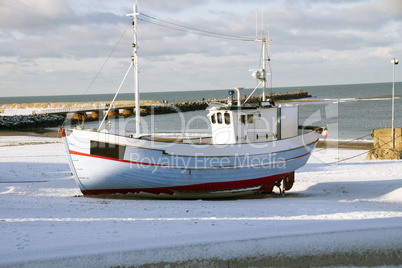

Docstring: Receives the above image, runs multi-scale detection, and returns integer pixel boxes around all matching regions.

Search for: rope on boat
[81,20,132,97]
[315,134,372,152]
[59,21,132,130]
[320,133,402,165]
[138,13,254,41]
[325,150,370,164]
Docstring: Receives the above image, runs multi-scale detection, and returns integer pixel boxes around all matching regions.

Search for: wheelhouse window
[247,114,253,124]
[224,112,230,125]
[211,114,216,124]
[217,112,223,124]
[239,114,246,124]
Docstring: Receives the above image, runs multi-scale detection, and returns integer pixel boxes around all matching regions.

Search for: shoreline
[0,129,61,138]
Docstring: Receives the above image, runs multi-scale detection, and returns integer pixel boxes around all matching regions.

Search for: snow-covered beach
[0,133,401,267]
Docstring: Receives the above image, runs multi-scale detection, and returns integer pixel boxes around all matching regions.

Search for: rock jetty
[0,115,65,130]
[0,90,310,129]
[125,90,311,116]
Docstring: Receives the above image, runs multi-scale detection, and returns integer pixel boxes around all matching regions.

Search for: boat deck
[141,133,213,144]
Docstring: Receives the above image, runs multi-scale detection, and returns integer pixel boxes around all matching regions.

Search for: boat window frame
[224,112,230,125]
[247,114,253,124]
[239,114,246,124]
[211,113,216,124]
[217,112,223,124]
[90,141,126,160]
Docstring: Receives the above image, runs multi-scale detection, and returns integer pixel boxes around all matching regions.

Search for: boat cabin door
[236,112,256,143]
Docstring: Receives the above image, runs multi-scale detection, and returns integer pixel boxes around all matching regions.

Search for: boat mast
[245,30,272,105]
[253,26,271,102]
[260,9,266,100]
[266,30,272,97]
[262,32,266,101]
[127,3,140,137]
[252,33,270,101]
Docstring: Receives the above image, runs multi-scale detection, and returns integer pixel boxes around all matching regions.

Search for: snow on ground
[0,135,401,267]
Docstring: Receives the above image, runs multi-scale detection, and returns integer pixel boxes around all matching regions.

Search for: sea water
[1,82,401,141]
[298,82,402,141]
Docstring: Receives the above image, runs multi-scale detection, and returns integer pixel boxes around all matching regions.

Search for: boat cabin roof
[206,101,274,112]
[218,106,257,111]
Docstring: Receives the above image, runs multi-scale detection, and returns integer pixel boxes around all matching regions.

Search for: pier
[0,90,311,130]
[0,91,310,117]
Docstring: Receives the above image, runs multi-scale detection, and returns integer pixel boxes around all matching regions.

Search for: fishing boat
[61,4,326,199]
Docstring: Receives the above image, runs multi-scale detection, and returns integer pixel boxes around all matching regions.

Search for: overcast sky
[0,0,401,97]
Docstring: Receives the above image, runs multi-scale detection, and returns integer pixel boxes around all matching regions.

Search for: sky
[0,0,401,97]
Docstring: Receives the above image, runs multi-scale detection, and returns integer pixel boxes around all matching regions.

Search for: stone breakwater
[110,90,311,117]
[0,100,161,110]
[0,90,310,129]
[0,91,310,112]
[0,115,65,130]
[269,90,311,101]
[140,101,209,116]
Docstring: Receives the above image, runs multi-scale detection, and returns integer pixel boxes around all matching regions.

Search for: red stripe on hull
[80,172,289,196]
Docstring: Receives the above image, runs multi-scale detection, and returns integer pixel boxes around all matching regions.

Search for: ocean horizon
[1,81,401,141]
[1,81,401,105]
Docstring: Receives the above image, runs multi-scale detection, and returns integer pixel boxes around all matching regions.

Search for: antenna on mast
[255,12,258,39]
[261,6,264,36]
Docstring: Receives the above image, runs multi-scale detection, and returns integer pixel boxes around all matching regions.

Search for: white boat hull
[62,129,318,198]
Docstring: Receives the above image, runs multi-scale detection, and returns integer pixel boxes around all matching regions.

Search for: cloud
[0,1,128,59]
[2,0,396,60]
[140,0,209,13]
[252,0,402,55]
[0,0,401,96]
[0,0,75,31]
[368,47,393,59]
[370,0,402,17]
